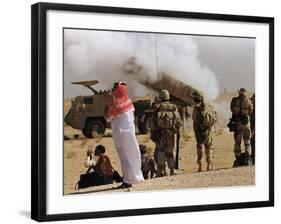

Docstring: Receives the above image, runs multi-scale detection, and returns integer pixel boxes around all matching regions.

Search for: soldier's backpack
[231,96,252,117]
[156,102,181,131]
[201,103,217,129]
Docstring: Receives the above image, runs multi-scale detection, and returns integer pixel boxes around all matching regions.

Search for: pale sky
[195,35,255,93]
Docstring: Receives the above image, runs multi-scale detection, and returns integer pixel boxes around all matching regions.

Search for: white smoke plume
[156,34,219,101]
[64,29,219,101]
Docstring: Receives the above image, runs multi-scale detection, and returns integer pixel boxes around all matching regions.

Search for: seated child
[140,144,156,179]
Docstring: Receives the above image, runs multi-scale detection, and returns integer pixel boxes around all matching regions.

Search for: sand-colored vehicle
[140,72,198,106]
[64,80,112,138]
[133,96,155,134]
[65,74,198,138]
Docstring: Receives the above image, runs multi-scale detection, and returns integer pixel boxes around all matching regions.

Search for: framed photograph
[31,2,274,222]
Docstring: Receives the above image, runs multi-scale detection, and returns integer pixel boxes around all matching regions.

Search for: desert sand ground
[68,166,255,195]
[63,93,255,195]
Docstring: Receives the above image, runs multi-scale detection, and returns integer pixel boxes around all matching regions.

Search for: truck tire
[82,119,105,138]
[138,116,152,134]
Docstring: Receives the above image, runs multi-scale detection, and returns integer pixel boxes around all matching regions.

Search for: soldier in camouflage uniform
[230,88,253,166]
[250,94,255,165]
[150,89,182,177]
[192,92,216,172]
[139,144,156,179]
[153,146,167,177]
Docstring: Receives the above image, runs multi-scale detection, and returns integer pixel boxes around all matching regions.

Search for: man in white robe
[107,82,144,188]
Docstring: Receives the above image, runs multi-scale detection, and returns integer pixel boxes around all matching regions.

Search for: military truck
[65,74,198,138]
[64,80,112,138]
[64,80,156,138]
[133,96,155,134]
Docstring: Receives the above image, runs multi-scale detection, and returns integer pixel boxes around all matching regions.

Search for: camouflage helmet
[139,144,147,154]
[193,91,204,103]
[159,89,170,101]
[238,87,247,95]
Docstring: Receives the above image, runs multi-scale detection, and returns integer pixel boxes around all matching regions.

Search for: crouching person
[140,144,156,179]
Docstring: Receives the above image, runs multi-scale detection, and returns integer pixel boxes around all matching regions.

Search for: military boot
[155,170,162,178]
[233,155,240,168]
[197,164,202,172]
[170,169,178,176]
[251,155,255,165]
[156,167,164,178]
[207,163,213,171]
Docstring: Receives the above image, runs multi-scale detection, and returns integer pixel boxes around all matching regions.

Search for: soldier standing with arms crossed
[150,89,182,177]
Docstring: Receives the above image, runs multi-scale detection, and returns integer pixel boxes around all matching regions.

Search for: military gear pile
[156,102,181,131]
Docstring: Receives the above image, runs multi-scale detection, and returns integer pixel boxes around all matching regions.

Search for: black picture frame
[31,2,274,222]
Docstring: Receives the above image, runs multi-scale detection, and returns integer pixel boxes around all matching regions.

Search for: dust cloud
[64,29,219,101]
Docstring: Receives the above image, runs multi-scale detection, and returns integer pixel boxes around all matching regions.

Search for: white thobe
[111,110,144,184]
